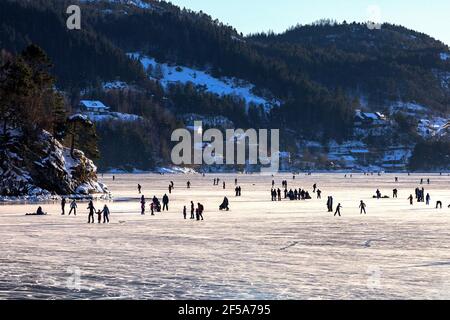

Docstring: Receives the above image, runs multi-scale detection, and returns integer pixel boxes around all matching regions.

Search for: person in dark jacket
[162,194,169,211]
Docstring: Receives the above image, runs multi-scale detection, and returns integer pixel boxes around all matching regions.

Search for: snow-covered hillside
[80,0,153,10]
[128,53,281,112]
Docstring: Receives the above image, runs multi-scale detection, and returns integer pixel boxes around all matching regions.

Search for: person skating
[426,193,431,206]
[162,194,169,211]
[69,199,77,216]
[190,201,195,219]
[96,209,102,224]
[313,184,317,193]
[393,189,398,199]
[334,203,342,217]
[138,184,142,194]
[198,203,204,220]
[61,198,66,215]
[236,186,240,197]
[187,181,191,189]
[359,200,367,214]
[219,197,229,211]
[183,206,187,219]
[87,201,95,223]
[408,195,414,206]
[141,195,146,215]
[169,184,173,194]
[102,205,110,223]
[150,202,154,216]
[223,181,226,190]
[317,189,322,199]
[277,188,282,201]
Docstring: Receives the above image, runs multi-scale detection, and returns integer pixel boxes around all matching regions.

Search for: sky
[167,0,450,46]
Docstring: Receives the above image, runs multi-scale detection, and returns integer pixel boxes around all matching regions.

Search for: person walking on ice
[183,206,187,219]
[102,205,110,223]
[334,203,342,217]
[162,194,169,211]
[87,201,96,224]
[408,194,414,206]
[190,201,195,219]
[69,199,77,216]
[359,200,367,214]
[187,181,191,189]
[61,198,66,215]
[141,195,146,215]
[96,209,102,224]
[138,184,142,194]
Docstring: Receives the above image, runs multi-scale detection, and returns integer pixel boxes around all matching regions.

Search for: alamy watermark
[171,121,280,173]
[66,5,81,30]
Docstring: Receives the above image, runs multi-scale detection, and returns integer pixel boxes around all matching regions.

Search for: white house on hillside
[79,100,110,114]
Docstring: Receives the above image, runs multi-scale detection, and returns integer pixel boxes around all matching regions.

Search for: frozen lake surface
[1,173,450,300]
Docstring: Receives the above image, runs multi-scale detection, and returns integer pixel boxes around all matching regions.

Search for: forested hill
[1,0,449,170]
[250,22,450,113]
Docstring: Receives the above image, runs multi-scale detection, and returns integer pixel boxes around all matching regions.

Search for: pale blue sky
[168,0,450,46]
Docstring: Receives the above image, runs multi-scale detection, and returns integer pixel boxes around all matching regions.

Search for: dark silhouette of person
[376,189,381,199]
[327,197,334,212]
[223,182,226,189]
[187,181,191,189]
[162,194,169,211]
[61,198,66,215]
[113,175,115,181]
[235,178,238,185]
[359,201,367,214]
[284,188,288,199]
[138,184,142,194]
[220,197,229,211]
[395,177,399,182]
[277,188,282,201]
[102,205,110,223]
[97,210,102,223]
[317,189,322,199]
[213,178,216,186]
[393,189,398,198]
[313,184,317,193]
[169,185,172,194]
[183,206,187,219]
[26,206,46,216]
[191,201,195,219]
[150,202,154,216]
[236,186,240,197]
[87,201,95,223]
[436,201,443,209]
[426,193,431,205]
[141,195,146,215]
[335,203,342,217]
[408,195,414,206]
[198,203,204,220]
[69,199,77,216]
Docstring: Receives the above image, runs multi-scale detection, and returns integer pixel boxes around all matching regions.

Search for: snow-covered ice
[1,173,450,299]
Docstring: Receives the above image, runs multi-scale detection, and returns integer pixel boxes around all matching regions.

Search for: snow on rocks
[0,129,109,202]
